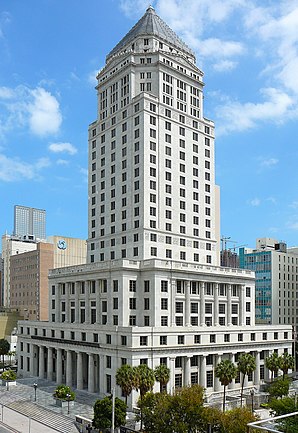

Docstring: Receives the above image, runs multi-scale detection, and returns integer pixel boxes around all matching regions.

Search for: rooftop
[107,6,195,61]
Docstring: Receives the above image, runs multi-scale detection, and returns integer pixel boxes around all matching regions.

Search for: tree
[265,352,280,381]
[116,364,135,405]
[93,396,126,431]
[219,407,257,433]
[154,364,170,393]
[134,364,155,430]
[215,359,237,412]
[279,353,295,379]
[53,384,75,401]
[0,339,10,367]
[237,353,256,407]
[268,376,290,399]
[138,384,210,433]
[268,396,298,433]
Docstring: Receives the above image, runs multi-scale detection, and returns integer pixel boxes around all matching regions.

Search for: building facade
[240,237,298,331]
[2,234,38,307]
[10,237,87,321]
[13,205,46,240]
[17,7,292,406]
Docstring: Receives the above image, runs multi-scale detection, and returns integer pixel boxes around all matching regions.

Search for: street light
[33,383,37,402]
[250,389,254,413]
[66,393,70,415]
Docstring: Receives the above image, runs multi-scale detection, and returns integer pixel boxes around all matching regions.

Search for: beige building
[10,237,87,321]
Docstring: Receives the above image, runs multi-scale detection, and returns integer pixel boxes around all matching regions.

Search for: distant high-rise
[14,205,46,240]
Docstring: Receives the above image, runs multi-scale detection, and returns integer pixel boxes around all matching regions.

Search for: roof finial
[147,5,155,11]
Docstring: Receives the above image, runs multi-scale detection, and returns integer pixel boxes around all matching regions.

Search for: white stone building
[17,7,292,406]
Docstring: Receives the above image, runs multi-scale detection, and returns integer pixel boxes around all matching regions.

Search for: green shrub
[53,384,75,401]
[1,369,17,381]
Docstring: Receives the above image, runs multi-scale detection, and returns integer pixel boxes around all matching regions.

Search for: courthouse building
[18,7,292,406]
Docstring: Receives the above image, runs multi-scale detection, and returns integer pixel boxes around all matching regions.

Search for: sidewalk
[0,378,98,433]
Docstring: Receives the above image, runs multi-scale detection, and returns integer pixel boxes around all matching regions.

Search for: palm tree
[265,352,280,381]
[237,353,256,407]
[116,364,135,405]
[133,364,155,430]
[0,339,10,368]
[279,353,295,379]
[215,359,237,412]
[154,364,170,393]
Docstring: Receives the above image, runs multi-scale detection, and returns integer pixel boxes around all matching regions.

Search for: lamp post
[66,393,70,415]
[250,389,254,413]
[33,383,37,402]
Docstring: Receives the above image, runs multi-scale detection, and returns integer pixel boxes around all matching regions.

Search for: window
[161,281,168,292]
[129,315,136,326]
[178,335,185,345]
[161,316,168,326]
[129,298,136,309]
[160,336,167,345]
[161,298,168,310]
[140,336,148,346]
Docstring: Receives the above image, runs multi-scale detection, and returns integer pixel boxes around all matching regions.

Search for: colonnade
[23,343,269,395]
[28,344,105,394]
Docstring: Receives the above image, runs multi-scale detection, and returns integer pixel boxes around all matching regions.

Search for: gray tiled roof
[107,6,195,60]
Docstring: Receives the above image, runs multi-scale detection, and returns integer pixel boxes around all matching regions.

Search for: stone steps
[7,400,75,433]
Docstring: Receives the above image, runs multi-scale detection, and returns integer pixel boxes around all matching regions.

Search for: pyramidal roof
[107,6,195,60]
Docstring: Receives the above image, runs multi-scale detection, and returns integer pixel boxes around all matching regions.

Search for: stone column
[99,354,104,393]
[171,280,176,326]
[75,281,80,323]
[185,281,191,326]
[200,354,206,388]
[227,284,232,326]
[214,353,222,392]
[56,348,62,384]
[39,346,45,379]
[169,357,176,394]
[239,284,245,326]
[65,282,70,322]
[85,281,90,324]
[96,280,101,324]
[200,282,205,326]
[47,347,53,381]
[77,352,83,390]
[30,344,36,376]
[184,356,191,386]
[66,350,73,387]
[229,353,236,389]
[88,353,95,393]
[255,351,261,387]
[214,283,219,326]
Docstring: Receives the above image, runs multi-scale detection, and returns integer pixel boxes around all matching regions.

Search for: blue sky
[1,0,298,250]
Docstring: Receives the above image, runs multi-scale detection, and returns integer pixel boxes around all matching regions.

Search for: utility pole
[111,387,115,433]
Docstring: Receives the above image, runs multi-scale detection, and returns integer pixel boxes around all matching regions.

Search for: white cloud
[0,11,11,39]
[248,198,261,207]
[197,38,244,58]
[0,87,14,99]
[28,87,62,136]
[0,154,50,182]
[216,87,294,135]
[290,201,298,209]
[48,142,77,155]
[56,159,69,165]
[79,167,88,183]
[213,60,237,72]
[260,157,279,168]
[0,85,62,138]
[87,70,99,86]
